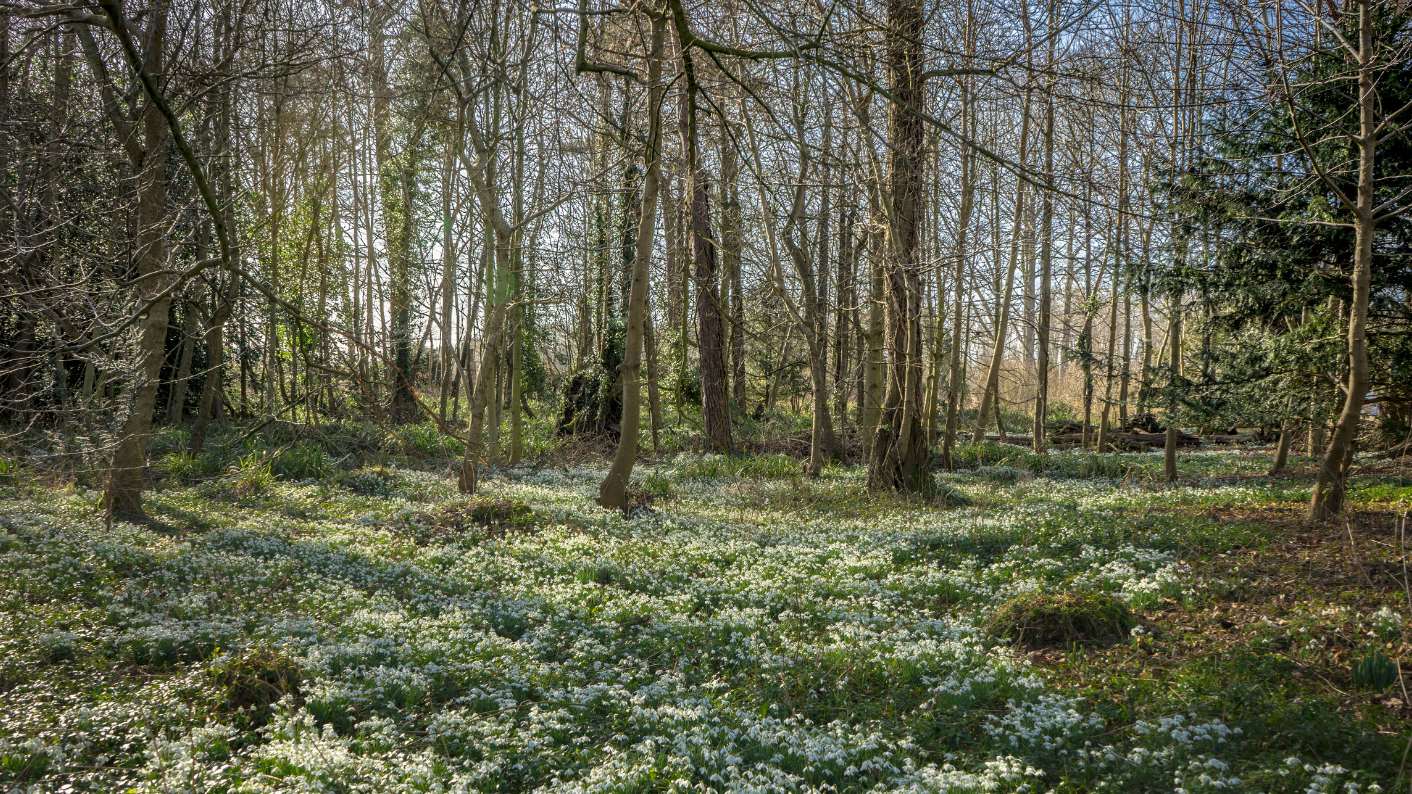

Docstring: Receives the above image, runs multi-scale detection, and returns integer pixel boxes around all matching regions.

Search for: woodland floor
[1,425,1410,793]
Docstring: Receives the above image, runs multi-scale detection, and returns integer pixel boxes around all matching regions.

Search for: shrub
[619,482,658,518]
[158,450,228,482]
[270,441,331,481]
[735,453,800,479]
[989,591,1137,649]
[675,453,801,481]
[225,455,274,499]
[0,456,24,482]
[395,423,461,456]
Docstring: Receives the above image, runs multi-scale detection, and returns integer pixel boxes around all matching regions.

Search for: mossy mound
[333,466,401,496]
[395,497,537,546]
[990,590,1137,649]
[211,647,302,721]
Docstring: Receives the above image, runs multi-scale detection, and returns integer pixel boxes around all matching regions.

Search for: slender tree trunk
[835,208,856,439]
[168,303,200,421]
[1271,397,1295,476]
[1098,264,1121,451]
[942,56,976,469]
[1032,28,1056,453]
[1164,285,1182,481]
[768,326,794,412]
[863,234,885,456]
[1310,5,1375,519]
[972,87,1031,443]
[439,142,457,421]
[645,292,662,450]
[977,115,1033,437]
[663,171,681,337]
[104,8,169,521]
[720,139,746,414]
[1116,71,1132,431]
[600,15,663,508]
[189,277,238,456]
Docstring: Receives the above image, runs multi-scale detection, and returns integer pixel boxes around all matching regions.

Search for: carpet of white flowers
[0,451,1395,793]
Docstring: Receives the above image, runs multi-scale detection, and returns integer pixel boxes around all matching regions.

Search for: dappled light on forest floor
[2,447,1406,792]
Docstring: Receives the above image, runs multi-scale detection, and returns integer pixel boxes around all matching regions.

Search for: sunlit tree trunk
[867,0,933,494]
[104,7,169,521]
[973,86,1032,443]
[1310,1,1376,520]
[942,29,976,469]
[600,14,664,509]
[1032,15,1056,453]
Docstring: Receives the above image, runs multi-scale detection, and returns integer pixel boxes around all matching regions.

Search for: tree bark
[972,86,1031,443]
[439,141,457,422]
[862,179,886,459]
[677,49,731,453]
[599,13,663,509]
[1164,285,1182,482]
[1032,25,1056,453]
[1098,258,1121,451]
[168,302,200,421]
[782,147,842,475]
[1309,1,1375,521]
[942,41,976,469]
[720,138,746,414]
[867,0,933,495]
[103,7,169,521]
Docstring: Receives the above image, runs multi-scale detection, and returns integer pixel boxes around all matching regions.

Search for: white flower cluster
[985,693,1104,753]
[0,454,1389,793]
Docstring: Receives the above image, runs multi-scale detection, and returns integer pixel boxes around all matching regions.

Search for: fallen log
[1049,431,1200,450]
[983,435,1034,447]
[1208,433,1259,445]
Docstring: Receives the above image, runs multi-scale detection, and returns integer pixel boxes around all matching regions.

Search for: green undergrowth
[0,444,1406,792]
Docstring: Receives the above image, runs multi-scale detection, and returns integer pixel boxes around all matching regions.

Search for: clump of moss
[989,590,1137,649]
[333,466,400,496]
[211,647,302,721]
[395,497,536,545]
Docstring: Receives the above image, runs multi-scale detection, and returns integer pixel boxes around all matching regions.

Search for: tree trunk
[104,8,168,521]
[1098,264,1121,451]
[1164,285,1182,482]
[678,50,731,453]
[1309,3,1376,521]
[720,138,746,414]
[1032,30,1056,453]
[835,208,856,439]
[600,15,663,508]
[189,277,238,456]
[942,50,976,469]
[972,86,1031,443]
[1271,400,1295,476]
[862,196,886,458]
[167,302,200,421]
[867,0,933,495]
[439,142,457,421]
[645,292,662,450]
